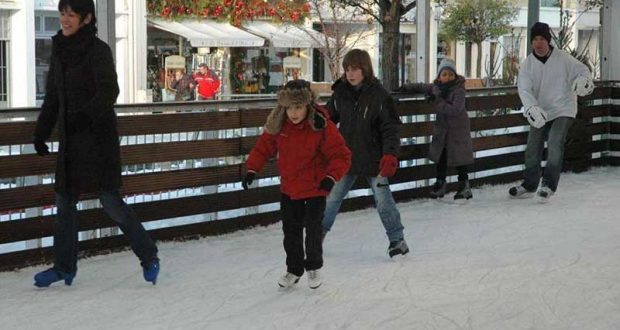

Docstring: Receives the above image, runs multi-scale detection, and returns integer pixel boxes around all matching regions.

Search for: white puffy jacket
[517,48,590,121]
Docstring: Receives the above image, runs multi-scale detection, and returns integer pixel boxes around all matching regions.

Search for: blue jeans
[522,117,574,192]
[322,174,404,242]
[53,190,158,273]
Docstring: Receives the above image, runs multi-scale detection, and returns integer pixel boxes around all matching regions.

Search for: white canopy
[148,18,265,48]
[241,21,326,48]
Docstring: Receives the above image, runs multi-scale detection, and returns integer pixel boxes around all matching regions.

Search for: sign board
[282,56,302,69]
[165,55,186,70]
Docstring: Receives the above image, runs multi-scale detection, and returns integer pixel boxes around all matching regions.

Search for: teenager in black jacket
[321,49,409,258]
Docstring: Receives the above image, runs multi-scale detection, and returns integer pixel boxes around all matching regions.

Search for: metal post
[96,0,116,59]
[600,0,619,80]
[526,0,540,55]
[416,0,431,82]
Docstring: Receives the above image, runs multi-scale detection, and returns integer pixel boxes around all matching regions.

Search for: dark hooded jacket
[34,25,121,195]
[402,76,474,166]
[327,78,401,176]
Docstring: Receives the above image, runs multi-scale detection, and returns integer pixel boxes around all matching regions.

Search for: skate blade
[509,192,535,199]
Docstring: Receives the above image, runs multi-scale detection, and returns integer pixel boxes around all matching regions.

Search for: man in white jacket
[509,22,592,201]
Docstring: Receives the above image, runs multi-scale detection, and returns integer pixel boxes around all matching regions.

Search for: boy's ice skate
[278,272,300,288]
[388,239,410,258]
[307,270,322,289]
[537,186,554,202]
[508,185,535,199]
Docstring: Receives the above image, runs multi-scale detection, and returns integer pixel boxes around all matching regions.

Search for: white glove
[522,106,548,129]
[572,76,594,96]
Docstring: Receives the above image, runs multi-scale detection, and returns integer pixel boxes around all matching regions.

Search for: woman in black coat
[32,0,159,287]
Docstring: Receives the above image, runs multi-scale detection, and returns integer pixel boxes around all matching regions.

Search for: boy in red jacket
[242,80,351,289]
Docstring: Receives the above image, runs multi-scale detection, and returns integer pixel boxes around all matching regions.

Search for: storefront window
[229,47,307,95]
[35,11,58,101]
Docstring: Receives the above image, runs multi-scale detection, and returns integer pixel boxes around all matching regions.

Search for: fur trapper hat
[264,80,325,134]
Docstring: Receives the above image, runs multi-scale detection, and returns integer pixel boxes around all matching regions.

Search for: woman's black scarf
[434,78,458,99]
[52,24,96,67]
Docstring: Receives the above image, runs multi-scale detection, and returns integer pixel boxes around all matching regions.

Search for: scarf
[434,79,458,99]
[52,24,97,67]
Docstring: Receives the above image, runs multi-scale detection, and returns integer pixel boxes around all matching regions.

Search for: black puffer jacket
[34,26,121,196]
[327,79,401,176]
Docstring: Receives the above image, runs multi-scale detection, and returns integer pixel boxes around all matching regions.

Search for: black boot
[454,180,473,200]
[430,179,446,199]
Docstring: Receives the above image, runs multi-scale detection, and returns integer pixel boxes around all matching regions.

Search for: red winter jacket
[246,108,351,200]
[193,72,220,99]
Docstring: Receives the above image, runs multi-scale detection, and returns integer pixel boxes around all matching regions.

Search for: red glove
[379,154,398,177]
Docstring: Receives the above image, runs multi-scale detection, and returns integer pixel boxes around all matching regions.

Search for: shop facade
[146,18,322,101]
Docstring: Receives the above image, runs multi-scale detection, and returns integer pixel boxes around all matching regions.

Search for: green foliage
[441,0,518,44]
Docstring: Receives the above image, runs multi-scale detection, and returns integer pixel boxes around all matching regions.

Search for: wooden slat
[395,99,435,116]
[399,144,429,160]
[0,121,36,145]
[470,113,526,131]
[582,104,611,118]
[473,132,528,151]
[611,122,620,135]
[400,121,434,138]
[465,94,522,112]
[239,108,271,127]
[0,110,270,146]
[0,137,256,179]
[0,153,56,179]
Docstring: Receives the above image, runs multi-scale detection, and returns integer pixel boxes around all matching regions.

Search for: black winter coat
[34,27,121,196]
[327,79,401,176]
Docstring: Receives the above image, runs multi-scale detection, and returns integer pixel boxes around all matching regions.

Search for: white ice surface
[2,167,620,330]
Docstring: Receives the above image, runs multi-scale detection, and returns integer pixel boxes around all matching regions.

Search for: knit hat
[530,22,551,43]
[436,58,457,77]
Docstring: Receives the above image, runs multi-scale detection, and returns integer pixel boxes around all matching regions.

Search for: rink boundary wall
[0,83,618,271]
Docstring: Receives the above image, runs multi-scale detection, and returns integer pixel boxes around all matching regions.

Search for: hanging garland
[147,0,311,26]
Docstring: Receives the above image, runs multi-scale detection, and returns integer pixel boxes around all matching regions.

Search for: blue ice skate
[33,268,76,287]
[142,259,160,285]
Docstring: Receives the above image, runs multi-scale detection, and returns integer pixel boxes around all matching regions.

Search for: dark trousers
[436,148,469,182]
[54,190,158,273]
[522,117,573,192]
[280,194,325,277]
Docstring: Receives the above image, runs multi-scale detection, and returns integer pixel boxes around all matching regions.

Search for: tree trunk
[380,3,401,91]
[476,41,482,78]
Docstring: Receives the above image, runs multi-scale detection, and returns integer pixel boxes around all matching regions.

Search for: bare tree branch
[403,0,416,13]
[337,0,382,22]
